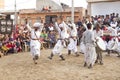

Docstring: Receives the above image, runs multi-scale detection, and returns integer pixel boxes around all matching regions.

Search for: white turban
[33,22,41,28]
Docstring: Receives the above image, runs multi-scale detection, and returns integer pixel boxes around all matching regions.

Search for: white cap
[33,22,41,28]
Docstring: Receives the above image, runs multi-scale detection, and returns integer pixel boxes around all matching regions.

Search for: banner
[0,19,13,34]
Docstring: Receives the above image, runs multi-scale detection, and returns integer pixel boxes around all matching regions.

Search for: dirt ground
[0,48,120,80]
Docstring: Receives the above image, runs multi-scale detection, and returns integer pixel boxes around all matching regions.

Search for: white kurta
[52,22,68,55]
[52,40,64,55]
[84,43,96,66]
[30,30,41,56]
[107,37,119,52]
[80,42,86,54]
[68,23,78,53]
[27,23,43,57]
[68,38,77,52]
[82,30,96,66]
[110,21,117,28]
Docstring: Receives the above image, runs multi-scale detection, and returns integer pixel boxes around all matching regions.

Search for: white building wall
[91,1,120,16]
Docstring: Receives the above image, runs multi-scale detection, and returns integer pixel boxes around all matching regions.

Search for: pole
[71,0,74,23]
[14,0,17,33]
[14,0,17,27]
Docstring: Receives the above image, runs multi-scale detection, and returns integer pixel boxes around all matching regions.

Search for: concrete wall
[19,11,83,25]
[90,1,120,16]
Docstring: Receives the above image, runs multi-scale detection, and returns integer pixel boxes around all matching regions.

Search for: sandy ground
[0,48,120,80]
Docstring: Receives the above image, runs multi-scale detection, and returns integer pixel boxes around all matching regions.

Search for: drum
[96,37,106,51]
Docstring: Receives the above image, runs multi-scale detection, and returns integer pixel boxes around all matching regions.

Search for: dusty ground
[0,48,120,80]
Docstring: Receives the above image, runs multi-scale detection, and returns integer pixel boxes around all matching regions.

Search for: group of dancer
[26,18,120,69]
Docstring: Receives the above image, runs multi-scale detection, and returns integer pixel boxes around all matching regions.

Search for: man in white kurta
[93,23,103,65]
[67,23,79,56]
[48,21,68,60]
[107,26,120,56]
[107,36,120,57]
[27,22,43,64]
[82,23,97,69]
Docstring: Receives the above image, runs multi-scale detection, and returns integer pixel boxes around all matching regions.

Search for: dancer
[67,23,79,56]
[82,23,97,69]
[27,22,43,64]
[48,19,68,60]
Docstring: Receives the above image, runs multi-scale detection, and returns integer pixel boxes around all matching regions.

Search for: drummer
[93,23,104,65]
[107,31,120,57]
[107,25,118,56]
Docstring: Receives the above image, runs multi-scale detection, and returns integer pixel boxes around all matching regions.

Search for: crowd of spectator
[77,13,120,44]
[0,12,120,57]
[0,23,57,56]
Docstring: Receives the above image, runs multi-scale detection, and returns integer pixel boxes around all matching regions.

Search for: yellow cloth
[1,46,9,51]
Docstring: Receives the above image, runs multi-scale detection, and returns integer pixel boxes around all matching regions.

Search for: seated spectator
[44,23,49,33]
[4,34,9,43]
[25,32,30,47]
[19,33,27,51]
[48,31,56,48]
[15,39,22,52]
[48,23,54,31]
[77,19,82,27]
[110,18,118,27]
[1,43,9,55]
[40,30,48,42]
[6,41,16,53]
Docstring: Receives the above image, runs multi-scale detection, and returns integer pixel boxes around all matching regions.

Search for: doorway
[45,15,57,23]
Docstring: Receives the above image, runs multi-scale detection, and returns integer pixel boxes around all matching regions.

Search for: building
[19,7,86,25]
[18,0,86,25]
[0,0,86,25]
[87,0,120,16]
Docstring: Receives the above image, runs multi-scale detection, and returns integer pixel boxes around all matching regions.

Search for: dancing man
[82,23,97,69]
[48,19,68,60]
[27,22,43,64]
[67,23,79,56]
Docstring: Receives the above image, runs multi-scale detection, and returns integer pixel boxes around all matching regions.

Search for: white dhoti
[107,38,119,51]
[68,38,77,53]
[80,42,86,54]
[117,42,120,52]
[30,40,41,56]
[52,40,65,55]
[84,43,96,66]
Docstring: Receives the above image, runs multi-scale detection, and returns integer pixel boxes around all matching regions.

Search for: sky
[55,0,87,8]
[3,0,87,10]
